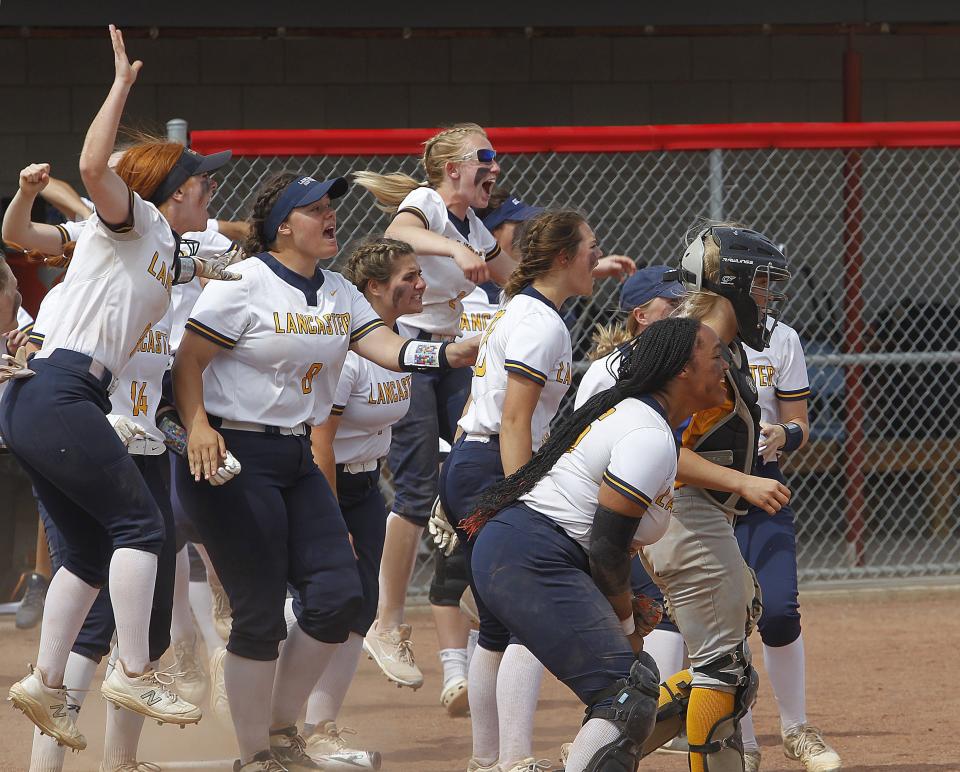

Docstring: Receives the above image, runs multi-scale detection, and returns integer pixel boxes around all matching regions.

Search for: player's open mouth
[324,226,336,240]
[481,179,495,195]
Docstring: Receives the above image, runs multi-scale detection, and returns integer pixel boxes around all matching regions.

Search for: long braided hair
[462,316,702,535]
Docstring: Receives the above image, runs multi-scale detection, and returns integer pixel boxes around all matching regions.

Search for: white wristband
[620,614,636,636]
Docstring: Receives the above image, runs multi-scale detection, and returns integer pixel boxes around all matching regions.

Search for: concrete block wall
[0,32,957,190]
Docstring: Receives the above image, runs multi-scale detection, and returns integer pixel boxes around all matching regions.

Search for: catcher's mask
[668,226,790,350]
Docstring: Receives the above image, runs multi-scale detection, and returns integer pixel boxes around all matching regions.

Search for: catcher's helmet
[673,226,790,350]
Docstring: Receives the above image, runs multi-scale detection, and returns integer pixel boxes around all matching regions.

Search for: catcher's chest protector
[691,339,761,513]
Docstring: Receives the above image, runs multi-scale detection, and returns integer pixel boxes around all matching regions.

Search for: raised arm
[385,211,489,285]
[2,164,70,256]
[78,25,142,227]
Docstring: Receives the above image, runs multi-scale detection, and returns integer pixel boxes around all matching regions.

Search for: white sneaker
[100,662,201,726]
[210,581,233,641]
[466,758,500,772]
[363,624,423,689]
[172,637,208,706]
[234,750,288,771]
[440,675,469,717]
[503,758,552,772]
[745,748,762,772]
[209,646,232,729]
[100,762,162,771]
[783,725,842,771]
[559,742,571,766]
[7,666,86,750]
[306,721,382,770]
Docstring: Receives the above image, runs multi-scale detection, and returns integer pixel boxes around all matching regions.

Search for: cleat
[466,758,500,772]
[269,725,320,770]
[171,636,208,706]
[440,676,469,717]
[100,662,201,725]
[745,749,762,772]
[209,646,232,729]
[14,572,49,630]
[210,580,233,641]
[8,666,86,751]
[782,725,842,772]
[362,624,423,689]
[100,761,163,771]
[306,722,381,770]
[503,759,553,772]
[234,750,288,771]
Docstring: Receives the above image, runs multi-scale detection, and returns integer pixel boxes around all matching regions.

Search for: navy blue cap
[149,147,232,206]
[263,176,348,244]
[481,196,542,232]
[619,264,685,311]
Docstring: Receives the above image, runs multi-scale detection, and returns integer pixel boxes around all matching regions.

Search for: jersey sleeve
[331,352,360,416]
[604,427,677,509]
[55,219,87,243]
[185,273,252,350]
[95,191,163,241]
[345,279,385,344]
[475,217,501,262]
[775,327,811,402]
[503,311,566,387]
[194,226,233,258]
[396,187,447,234]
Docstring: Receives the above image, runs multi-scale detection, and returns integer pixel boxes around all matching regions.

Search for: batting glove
[107,414,147,447]
[427,496,458,556]
[208,451,241,486]
[0,346,35,383]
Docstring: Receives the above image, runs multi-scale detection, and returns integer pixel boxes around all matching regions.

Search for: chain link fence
[208,143,960,590]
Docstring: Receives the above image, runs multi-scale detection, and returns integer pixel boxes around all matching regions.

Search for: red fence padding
[191,122,960,157]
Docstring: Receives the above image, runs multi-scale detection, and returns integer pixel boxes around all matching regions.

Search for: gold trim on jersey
[397,206,430,230]
[504,359,547,386]
[485,243,502,262]
[776,386,811,401]
[350,318,386,343]
[602,470,652,508]
[185,318,237,349]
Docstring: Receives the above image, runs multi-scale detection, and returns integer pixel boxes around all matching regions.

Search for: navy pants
[41,454,176,663]
[292,465,388,636]
[472,503,636,706]
[0,350,166,587]
[734,460,801,648]
[387,365,472,526]
[177,429,361,661]
[439,435,510,650]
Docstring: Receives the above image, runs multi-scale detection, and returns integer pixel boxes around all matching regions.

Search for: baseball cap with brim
[481,196,543,232]
[619,264,685,311]
[148,147,232,206]
[263,176,349,244]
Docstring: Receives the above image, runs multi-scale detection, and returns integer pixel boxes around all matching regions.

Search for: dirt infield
[0,587,957,771]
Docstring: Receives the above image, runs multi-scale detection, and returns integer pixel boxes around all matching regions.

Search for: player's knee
[757,608,801,647]
[429,548,469,607]
[297,589,363,644]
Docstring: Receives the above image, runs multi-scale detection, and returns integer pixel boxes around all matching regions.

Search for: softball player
[1,26,236,751]
[439,210,600,772]
[0,256,21,335]
[464,317,729,772]
[295,237,424,769]
[353,125,514,689]
[737,318,841,772]
[637,225,793,772]
[172,172,478,771]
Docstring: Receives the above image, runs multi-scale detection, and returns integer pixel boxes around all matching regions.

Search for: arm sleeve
[396,187,447,234]
[95,190,160,240]
[346,278,385,343]
[503,312,565,387]
[331,352,360,416]
[775,327,811,402]
[185,277,251,350]
[604,427,677,508]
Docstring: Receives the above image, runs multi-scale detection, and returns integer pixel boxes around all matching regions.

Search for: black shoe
[15,572,48,630]
[234,749,288,771]
[269,725,321,770]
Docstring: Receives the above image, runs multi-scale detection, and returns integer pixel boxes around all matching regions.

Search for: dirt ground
[0,587,957,772]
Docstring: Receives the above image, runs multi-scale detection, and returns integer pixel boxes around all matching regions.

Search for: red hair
[114,142,184,202]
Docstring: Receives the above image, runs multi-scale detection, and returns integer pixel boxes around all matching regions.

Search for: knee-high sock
[225,652,278,763]
[304,633,364,728]
[763,635,807,733]
[29,653,98,772]
[467,646,503,764]
[270,624,337,729]
[496,644,544,768]
[170,547,195,645]
[740,708,759,752]
[374,514,422,630]
[563,718,621,772]
[642,629,686,683]
[109,547,158,675]
[188,580,221,657]
[102,658,157,768]
[36,568,100,686]
[687,687,736,772]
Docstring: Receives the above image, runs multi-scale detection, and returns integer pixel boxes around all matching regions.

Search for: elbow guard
[398,339,450,373]
[589,504,640,597]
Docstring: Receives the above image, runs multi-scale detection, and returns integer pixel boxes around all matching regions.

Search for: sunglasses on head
[459,148,497,164]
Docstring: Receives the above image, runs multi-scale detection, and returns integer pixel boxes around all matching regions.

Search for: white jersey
[186,253,384,429]
[53,219,87,244]
[330,351,412,465]
[33,192,175,378]
[458,283,501,340]
[168,220,234,352]
[396,187,499,338]
[32,284,171,454]
[574,346,625,409]
[744,320,810,424]
[458,286,573,451]
[520,397,678,551]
